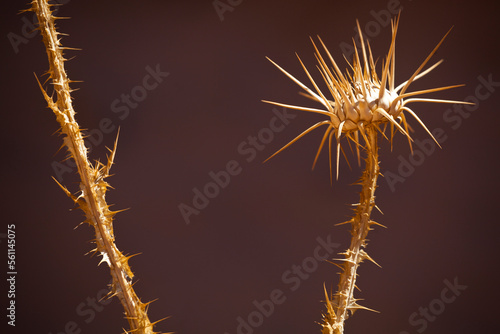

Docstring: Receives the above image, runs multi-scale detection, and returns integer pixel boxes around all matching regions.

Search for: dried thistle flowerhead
[263,15,471,180]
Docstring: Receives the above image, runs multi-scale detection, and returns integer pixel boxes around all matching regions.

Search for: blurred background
[2,0,499,333]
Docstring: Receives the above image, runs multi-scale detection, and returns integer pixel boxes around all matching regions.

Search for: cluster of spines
[29,1,161,333]
[263,16,473,331]
[263,14,472,182]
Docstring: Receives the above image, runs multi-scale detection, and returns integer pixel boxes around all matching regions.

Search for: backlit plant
[29,1,471,332]
[264,14,471,334]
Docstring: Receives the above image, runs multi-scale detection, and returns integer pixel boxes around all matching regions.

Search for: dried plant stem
[264,14,471,333]
[31,1,157,333]
[322,126,380,334]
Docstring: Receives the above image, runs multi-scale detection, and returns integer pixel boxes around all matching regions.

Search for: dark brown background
[2,0,499,333]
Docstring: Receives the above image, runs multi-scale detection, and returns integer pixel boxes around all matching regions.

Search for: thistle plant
[30,1,160,333]
[264,15,471,333]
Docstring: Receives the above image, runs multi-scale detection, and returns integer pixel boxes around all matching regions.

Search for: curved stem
[322,126,380,334]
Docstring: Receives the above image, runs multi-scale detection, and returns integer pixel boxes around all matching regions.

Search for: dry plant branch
[29,1,159,333]
[264,14,472,334]
[322,126,380,334]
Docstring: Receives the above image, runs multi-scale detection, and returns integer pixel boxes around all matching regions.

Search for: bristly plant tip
[263,14,472,181]
[263,13,472,334]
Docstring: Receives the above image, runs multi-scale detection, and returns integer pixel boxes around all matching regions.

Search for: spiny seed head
[332,81,402,130]
[263,14,472,180]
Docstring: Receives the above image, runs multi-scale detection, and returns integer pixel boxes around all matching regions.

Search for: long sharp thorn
[402,107,441,148]
[378,15,398,101]
[264,120,330,163]
[313,126,333,170]
[357,122,373,155]
[340,142,351,171]
[403,97,474,106]
[336,121,345,180]
[354,131,361,166]
[328,128,335,185]
[317,36,347,84]
[336,140,341,181]
[261,100,331,117]
[375,205,384,215]
[266,57,324,105]
[356,20,370,80]
[374,108,408,137]
[399,27,454,96]
[399,113,413,153]
[395,60,444,92]
[105,127,120,177]
[390,18,397,91]
[393,84,465,106]
[296,53,333,112]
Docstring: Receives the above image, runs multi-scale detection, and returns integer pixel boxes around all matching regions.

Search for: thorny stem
[264,15,468,333]
[31,1,157,333]
[322,126,379,334]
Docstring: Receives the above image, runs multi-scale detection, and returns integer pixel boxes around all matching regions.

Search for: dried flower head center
[335,83,402,132]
